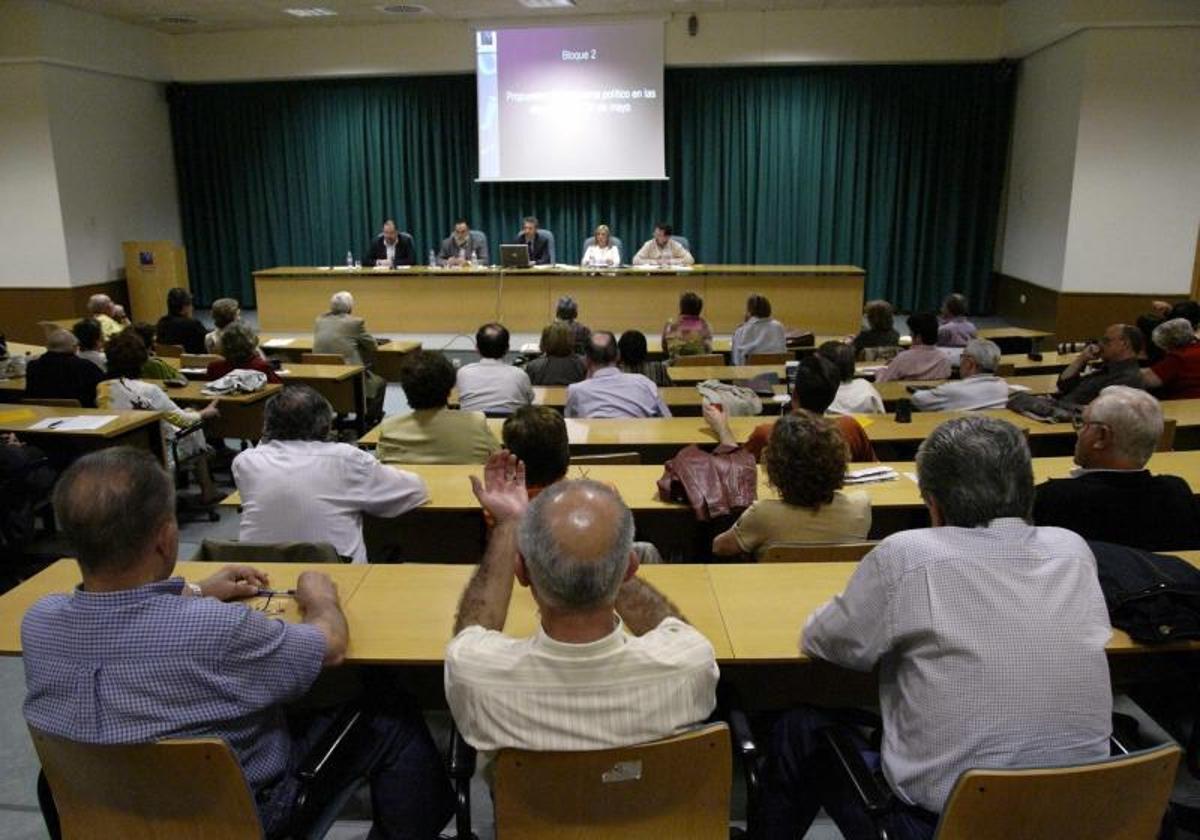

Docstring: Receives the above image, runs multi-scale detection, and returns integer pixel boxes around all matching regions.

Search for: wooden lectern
[122,241,189,324]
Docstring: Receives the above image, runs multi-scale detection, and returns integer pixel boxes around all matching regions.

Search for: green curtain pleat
[169,63,1014,313]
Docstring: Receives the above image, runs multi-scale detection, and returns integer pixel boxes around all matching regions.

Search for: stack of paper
[844,466,898,485]
[29,415,118,431]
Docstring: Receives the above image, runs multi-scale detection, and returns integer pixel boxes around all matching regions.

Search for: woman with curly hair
[711,410,871,560]
[205,322,282,384]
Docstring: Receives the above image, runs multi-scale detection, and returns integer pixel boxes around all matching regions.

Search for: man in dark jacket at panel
[364,219,415,268]
[1033,385,1200,550]
[24,330,104,408]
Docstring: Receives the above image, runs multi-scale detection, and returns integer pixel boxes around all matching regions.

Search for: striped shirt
[445,617,718,755]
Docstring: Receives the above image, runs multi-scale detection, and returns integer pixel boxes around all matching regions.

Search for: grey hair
[517,479,633,610]
[46,329,79,353]
[87,294,111,314]
[1089,385,1162,467]
[330,291,355,315]
[916,416,1034,527]
[262,384,334,442]
[963,338,1001,373]
[1152,317,1196,351]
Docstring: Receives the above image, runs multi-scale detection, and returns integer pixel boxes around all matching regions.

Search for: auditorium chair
[190,538,347,564]
[673,354,725,367]
[759,542,878,563]
[180,353,222,369]
[673,235,692,257]
[154,343,183,358]
[301,353,346,365]
[581,234,624,260]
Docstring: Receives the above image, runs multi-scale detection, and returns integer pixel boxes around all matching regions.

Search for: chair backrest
[541,229,557,263]
[673,354,725,367]
[759,542,878,563]
[154,343,184,358]
[995,362,1016,377]
[582,235,624,258]
[493,723,731,840]
[747,352,792,365]
[934,744,1181,840]
[181,354,222,368]
[1158,417,1177,452]
[571,451,642,465]
[30,729,262,840]
[301,353,345,365]
[21,398,82,408]
[191,539,347,564]
[672,235,691,256]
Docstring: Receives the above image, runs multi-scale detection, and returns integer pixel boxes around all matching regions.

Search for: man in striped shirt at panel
[444,451,718,761]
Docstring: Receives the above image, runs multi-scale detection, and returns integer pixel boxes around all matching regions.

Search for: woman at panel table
[580,224,621,268]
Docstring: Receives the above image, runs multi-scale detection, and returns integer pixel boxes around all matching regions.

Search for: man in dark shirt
[363,219,415,268]
[24,330,104,408]
[1033,385,1200,551]
[1055,323,1145,407]
[155,287,208,354]
[511,215,554,265]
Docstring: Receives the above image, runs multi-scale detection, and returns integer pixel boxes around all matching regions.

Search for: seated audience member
[234,386,427,564]
[853,299,901,358]
[618,330,669,387]
[364,218,414,268]
[581,223,621,267]
[734,355,876,463]
[156,287,208,354]
[85,294,126,341]
[761,416,1112,840]
[206,322,282,384]
[72,318,106,371]
[313,291,385,422]
[0,432,56,554]
[821,341,884,415]
[936,292,977,347]
[378,350,499,464]
[565,332,671,419]
[131,322,183,381]
[23,448,453,838]
[204,298,241,354]
[712,410,870,560]
[502,407,571,498]
[438,218,489,267]
[874,313,952,383]
[632,222,695,267]
[662,291,713,359]
[1142,317,1200,399]
[456,323,534,415]
[512,216,553,265]
[1137,299,1198,364]
[23,329,103,408]
[1033,385,1200,550]
[911,338,1007,411]
[1054,323,1145,407]
[731,294,787,365]
[525,323,586,386]
[445,452,718,762]
[554,295,592,355]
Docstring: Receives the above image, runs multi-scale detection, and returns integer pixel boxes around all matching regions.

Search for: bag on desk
[695,380,762,416]
[202,369,268,395]
[656,444,758,522]
[785,329,814,348]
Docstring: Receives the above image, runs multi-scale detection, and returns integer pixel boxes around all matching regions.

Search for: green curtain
[169,63,1013,313]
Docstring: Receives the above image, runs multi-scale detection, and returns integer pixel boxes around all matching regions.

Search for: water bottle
[345,250,354,268]
[428,249,437,268]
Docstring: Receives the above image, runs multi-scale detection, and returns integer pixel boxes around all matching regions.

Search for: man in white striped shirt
[444,451,718,759]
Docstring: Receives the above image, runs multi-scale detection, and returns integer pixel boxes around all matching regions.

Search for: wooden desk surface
[1002,351,1080,372]
[977,327,1053,341]
[150,381,283,405]
[448,385,789,410]
[162,357,364,382]
[259,336,422,356]
[256,264,866,278]
[872,373,1061,403]
[0,404,161,438]
[667,364,783,384]
[5,342,45,357]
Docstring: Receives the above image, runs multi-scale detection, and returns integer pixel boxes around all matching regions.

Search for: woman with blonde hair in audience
[662,290,713,360]
[581,224,621,267]
[711,410,871,560]
[525,322,586,386]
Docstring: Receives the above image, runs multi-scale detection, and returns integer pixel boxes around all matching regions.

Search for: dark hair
[219,322,259,366]
[765,411,846,509]
[52,447,175,575]
[131,322,156,350]
[523,216,539,227]
[1169,300,1200,328]
[540,322,573,357]
[555,295,579,321]
[617,330,648,366]
[654,222,673,236]
[585,331,619,366]
[475,323,510,359]
[907,312,940,345]
[864,300,895,332]
[72,318,103,351]
[503,406,569,488]
[679,291,704,317]
[942,293,968,318]
[454,217,470,228]
[263,385,333,442]
[747,294,772,319]
[166,287,192,316]
[818,340,857,383]
[398,350,456,409]
[1118,324,1145,355]
[105,329,149,377]
[792,355,840,414]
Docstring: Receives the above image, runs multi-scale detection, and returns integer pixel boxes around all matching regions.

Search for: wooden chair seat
[759,542,878,563]
[672,354,725,367]
[190,539,347,564]
[1158,418,1177,452]
[154,343,184,358]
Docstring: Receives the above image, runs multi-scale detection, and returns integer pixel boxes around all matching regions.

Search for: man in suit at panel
[363,219,414,268]
[511,216,553,265]
[313,291,386,425]
[438,218,489,267]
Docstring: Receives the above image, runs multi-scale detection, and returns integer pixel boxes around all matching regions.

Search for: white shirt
[803,520,1112,812]
[828,378,885,415]
[581,244,621,267]
[233,440,428,564]
[455,358,534,415]
[910,373,1009,412]
[445,616,718,755]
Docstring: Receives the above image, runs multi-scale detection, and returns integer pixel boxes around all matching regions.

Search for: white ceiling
[49,0,1006,34]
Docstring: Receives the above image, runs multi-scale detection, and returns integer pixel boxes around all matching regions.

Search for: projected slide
[476,22,666,182]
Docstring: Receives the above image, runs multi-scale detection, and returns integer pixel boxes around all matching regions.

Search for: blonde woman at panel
[581,224,621,267]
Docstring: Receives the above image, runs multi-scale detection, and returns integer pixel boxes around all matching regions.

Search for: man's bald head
[584,331,619,368]
[87,294,113,315]
[518,480,634,610]
[46,330,79,354]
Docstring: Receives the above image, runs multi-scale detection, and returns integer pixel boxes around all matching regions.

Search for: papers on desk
[519,343,541,354]
[772,393,791,404]
[844,466,898,485]
[29,415,118,431]
[857,366,886,378]
[262,338,295,348]
[180,367,208,375]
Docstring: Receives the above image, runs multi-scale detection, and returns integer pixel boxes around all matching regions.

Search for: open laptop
[500,244,531,269]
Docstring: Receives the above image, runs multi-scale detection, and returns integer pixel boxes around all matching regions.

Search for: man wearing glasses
[1055,323,1146,407]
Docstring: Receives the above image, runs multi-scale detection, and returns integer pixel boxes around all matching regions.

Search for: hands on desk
[196,564,269,601]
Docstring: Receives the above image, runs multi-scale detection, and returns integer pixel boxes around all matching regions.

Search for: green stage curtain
[169,63,1014,314]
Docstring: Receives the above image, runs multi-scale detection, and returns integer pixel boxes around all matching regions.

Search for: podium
[122,241,189,324]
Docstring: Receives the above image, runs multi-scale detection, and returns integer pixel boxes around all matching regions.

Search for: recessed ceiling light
[518,0,577,8]
[379,3,427,13]
[283,7,339,18]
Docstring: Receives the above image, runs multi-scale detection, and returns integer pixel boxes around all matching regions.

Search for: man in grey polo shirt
[565,331,672,418]
[456,322,533,415]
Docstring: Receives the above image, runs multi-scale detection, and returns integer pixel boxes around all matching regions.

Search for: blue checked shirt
[22,577,326,793]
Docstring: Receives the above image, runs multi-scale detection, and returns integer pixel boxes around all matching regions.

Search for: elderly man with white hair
[86,293,126,341]
[910,338,1008,411]
[1033,385,1200,550]
[1142,316,1200,399]
[313,290,386,424]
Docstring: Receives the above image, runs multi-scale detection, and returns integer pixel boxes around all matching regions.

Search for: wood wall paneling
[0,281,130,345]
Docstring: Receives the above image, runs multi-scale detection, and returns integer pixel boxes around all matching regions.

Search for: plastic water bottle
[345,250,354,268]
[428,249,437,268]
